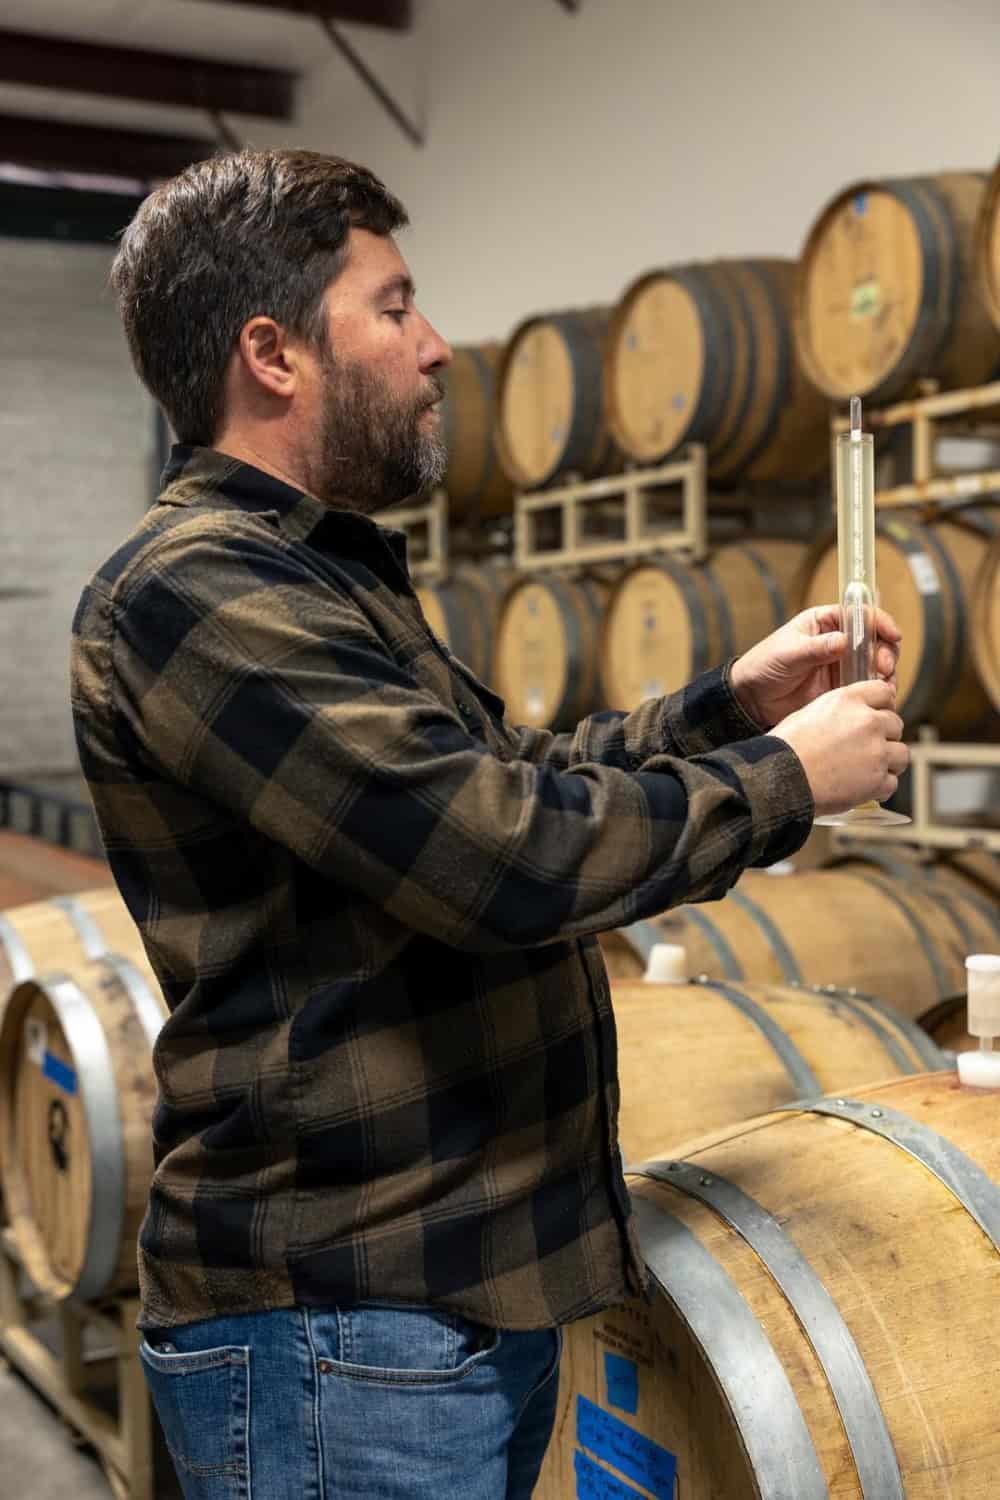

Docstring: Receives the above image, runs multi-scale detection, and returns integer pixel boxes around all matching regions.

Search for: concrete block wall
[0,237,153,779]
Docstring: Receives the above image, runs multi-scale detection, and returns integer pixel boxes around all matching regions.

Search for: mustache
[421,375,446,409]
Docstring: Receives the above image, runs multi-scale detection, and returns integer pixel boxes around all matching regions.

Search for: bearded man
[71,148,905,1500]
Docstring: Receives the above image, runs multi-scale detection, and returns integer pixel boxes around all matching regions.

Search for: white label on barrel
[25,1018,47,1066]
[908,553,940,595]
[850,279,882,320]
[526,687,545,718]
[640,679,664,701]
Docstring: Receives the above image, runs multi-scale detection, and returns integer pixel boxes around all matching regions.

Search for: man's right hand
[771,680,909,817]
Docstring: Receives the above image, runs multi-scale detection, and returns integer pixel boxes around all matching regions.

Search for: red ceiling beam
[0,115,218,182]
[184,0,412,28]
[0,30,296,118]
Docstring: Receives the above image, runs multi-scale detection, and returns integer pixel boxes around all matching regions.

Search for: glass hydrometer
[814,396,910,828]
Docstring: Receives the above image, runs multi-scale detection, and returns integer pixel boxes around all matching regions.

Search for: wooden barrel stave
[0,953,166,1300]
[494,573,608,729]
[613,976,940,1166]
[606,259,827,484]
[799,509,997,735]
[496,308,618,489]
[977,156,1000,334]
[971,533,1000,713]
[796,173,1000,403]
[598,853,999,1023]
[537,1073,1000,1500]
[439,344,513,522]
[599,540,805,710]
[0,887,149,994]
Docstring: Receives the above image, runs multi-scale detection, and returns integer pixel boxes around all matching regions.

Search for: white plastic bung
[966,954,1000,1038]
[644,943,688,984]
[957,955,1000,1090]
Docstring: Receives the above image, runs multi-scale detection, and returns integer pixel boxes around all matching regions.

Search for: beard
[312,349,447,514]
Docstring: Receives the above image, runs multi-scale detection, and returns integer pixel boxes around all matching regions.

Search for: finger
[875,644,898,680]
[887,741,910,774]
[879,773,900,802]
[876,709,905,741]
[874,608,903,644]
[848,678,896,708]
[804,603,843,635]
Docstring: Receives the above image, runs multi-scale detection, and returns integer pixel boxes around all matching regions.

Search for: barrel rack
[0,1224,152,1500]
[831,378,1000,509]
[832,731,1000,855]
[513,445,709,572]
[374,488,450,583]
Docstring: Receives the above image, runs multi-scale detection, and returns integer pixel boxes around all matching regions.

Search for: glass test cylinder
[834,423,877,686]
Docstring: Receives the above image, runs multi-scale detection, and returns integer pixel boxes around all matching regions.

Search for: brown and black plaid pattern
[71,446,813,1333]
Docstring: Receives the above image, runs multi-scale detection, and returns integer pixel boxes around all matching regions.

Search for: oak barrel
[598,852,1000,1025]
[798,508,998,735]
[977,156,1000,334]
[493,574,609,729]
[612,976,941,1166]
[439,344,513,521]
[605,259,828,483]
[416,563,512,681]
[795,172,1000,402]
[599,540,804,708]
[537,1072,1000,1500]
[495,308,619,489]
[971,533,1000,713]
[0,887,147,994]
[0,953,166,1300]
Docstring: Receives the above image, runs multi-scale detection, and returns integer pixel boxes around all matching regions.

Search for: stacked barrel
[0,834,167,1304]
[416,161,1000,1499]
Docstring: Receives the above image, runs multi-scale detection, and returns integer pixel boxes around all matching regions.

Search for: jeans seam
[302,1308,326,1500]
[241,1349,252,1500]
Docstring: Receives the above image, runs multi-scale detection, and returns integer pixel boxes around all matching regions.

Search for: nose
[418,314,452,374]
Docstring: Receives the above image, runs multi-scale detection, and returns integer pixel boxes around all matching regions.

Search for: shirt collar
[157,445,411,573]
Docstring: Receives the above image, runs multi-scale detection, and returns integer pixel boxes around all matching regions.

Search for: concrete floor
[0,1359,128,1500]
[0,1356,183,1499]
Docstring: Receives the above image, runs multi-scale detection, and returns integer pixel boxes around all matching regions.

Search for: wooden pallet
[832,733,1000,855]
[373,489,450,582]
[513,446,709,572]
[831,379,1000,509]
[0,1227,152,1500]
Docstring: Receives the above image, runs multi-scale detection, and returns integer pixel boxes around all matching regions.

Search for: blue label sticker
[854,191,868,216]
[574,1448,648,1499]
[42,1052,77,1095]
[577,1395,676,1499]
[604,1352,639,1414]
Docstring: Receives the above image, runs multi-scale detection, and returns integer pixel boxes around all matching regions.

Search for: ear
[237,317,299,400]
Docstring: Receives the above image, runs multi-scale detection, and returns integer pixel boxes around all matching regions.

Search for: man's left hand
[730,604,902,729]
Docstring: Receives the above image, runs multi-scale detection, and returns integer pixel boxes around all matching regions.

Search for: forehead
[328,228,411,304]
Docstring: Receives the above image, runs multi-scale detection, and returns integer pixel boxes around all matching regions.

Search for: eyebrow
[371,273,416,305]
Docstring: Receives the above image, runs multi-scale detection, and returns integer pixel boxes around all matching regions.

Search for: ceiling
[0,0,418,175]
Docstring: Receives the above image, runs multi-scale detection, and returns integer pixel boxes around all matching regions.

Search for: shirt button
[457,701,475,720]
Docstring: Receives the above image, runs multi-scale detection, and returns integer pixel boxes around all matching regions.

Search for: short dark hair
[110,148,408,444]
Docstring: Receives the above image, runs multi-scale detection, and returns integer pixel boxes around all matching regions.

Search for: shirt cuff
[697,733,815,869]
[660,660,768,758]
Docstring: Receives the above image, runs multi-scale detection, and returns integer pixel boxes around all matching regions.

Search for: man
[71,149,905,1500]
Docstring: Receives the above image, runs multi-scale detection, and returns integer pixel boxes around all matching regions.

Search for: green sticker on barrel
[850,280,882,321]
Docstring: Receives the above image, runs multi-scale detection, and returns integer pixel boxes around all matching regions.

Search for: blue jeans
[140,1302,562,1499]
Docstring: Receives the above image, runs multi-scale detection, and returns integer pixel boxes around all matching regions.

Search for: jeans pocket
[140,1338,251,1498]
[309,1303,501,1386]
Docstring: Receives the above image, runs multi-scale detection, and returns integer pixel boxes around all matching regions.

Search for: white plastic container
[956,955,1000,1089]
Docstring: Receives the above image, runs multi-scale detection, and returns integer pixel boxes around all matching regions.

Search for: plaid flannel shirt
[70,446,813,1333]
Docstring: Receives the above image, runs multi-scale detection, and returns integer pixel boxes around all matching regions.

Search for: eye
[385,308,408,323]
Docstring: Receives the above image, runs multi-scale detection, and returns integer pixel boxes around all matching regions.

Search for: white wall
[0,240,152,778]
[245,0,1000,345]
